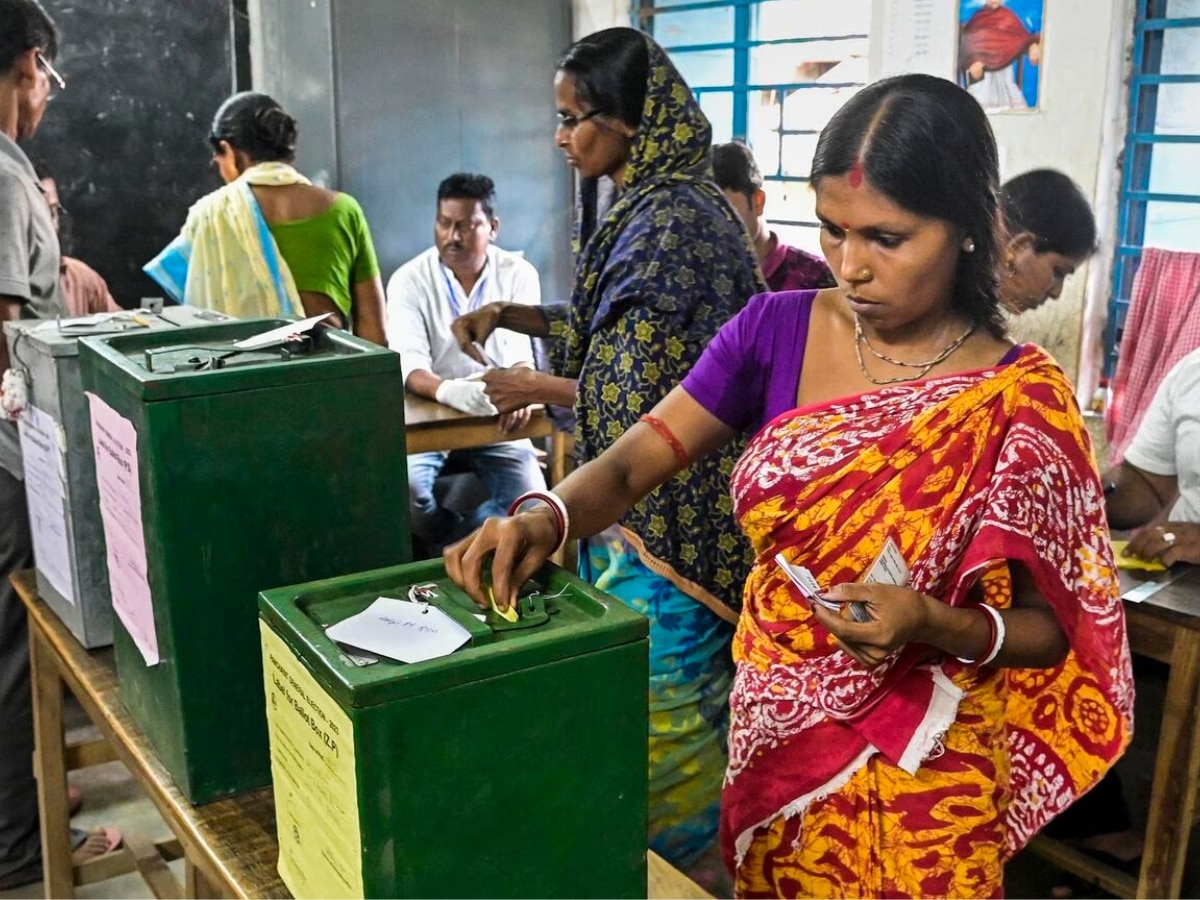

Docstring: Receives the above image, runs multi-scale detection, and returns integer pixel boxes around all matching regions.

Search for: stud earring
[963,237,976,254]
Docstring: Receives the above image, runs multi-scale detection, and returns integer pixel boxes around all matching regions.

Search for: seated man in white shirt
[386,173,546,551]
[1107,344,1200,565]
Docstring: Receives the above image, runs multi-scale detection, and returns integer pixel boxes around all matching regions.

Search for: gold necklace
[854,316,976,386]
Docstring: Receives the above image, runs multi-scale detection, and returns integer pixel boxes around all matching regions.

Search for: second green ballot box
[3,306,231,648]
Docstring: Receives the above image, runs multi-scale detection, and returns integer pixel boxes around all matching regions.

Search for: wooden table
[1027,566,1200,899]
[403,393,568,486]
[14,569,709,899]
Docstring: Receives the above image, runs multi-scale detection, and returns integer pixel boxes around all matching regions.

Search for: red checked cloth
[1107,248,1200,464]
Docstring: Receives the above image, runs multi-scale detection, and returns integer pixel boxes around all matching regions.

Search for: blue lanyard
[441,265,488,319]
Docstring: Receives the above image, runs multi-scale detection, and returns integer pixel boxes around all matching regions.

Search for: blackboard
[28,0,234,307]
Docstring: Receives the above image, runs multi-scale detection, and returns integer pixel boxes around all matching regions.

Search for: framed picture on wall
[957,0,1045,112]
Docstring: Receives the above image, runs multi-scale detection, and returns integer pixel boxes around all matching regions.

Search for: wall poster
[958,0,1045,112]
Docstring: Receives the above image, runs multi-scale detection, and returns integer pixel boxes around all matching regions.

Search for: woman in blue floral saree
[450,28,764,870]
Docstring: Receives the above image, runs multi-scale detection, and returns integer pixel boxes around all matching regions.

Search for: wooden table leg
[30,627,74,899]
[1137,628,1200,899]
[185,858,220,899]
[116,833,181,900]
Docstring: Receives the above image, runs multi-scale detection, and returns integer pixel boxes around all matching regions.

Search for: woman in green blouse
[146,92,386,344]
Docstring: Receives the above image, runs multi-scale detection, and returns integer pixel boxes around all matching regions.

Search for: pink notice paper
[86,392,158,665]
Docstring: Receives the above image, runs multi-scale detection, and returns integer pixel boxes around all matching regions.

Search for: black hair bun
[253,106,298,156]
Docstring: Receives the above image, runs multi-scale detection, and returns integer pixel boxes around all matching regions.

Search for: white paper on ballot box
[325,596,471,664]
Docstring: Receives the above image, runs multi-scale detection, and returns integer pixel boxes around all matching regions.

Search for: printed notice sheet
[86,392,157,665]
[880,0,958,79]
[261,622,364,899]
[18,406,74,604]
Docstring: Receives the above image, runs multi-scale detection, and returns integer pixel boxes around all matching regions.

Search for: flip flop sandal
[0,828,124,890]
[70,826,123,864]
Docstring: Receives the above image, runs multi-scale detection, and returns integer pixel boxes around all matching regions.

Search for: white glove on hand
[435,378,498,416]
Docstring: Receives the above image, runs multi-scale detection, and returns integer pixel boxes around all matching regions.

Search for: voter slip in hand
[775,537,910,624]
[775,554,872,623]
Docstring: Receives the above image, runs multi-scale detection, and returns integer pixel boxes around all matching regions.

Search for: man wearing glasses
[0,0,120,890]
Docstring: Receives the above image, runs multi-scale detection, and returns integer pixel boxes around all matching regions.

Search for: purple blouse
[683,290,817,433]
[683,290,1024,434]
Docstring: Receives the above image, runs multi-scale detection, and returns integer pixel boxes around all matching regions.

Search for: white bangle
[956,604,1006,666]
[980,604,1005,665]
[507,490,570,556]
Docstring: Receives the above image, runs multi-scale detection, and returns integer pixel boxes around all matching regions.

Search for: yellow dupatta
[176,162,308,318]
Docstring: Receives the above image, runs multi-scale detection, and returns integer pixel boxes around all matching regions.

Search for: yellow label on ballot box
[260,622,364,899]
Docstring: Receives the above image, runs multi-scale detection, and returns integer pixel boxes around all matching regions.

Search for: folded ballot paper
[775,536,912,624]
[232,312,332,350]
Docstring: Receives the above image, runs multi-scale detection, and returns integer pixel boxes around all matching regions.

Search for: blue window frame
[1108,0,1200,376]
[634,0,872,253]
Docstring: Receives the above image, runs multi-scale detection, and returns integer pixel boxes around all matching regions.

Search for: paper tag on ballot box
[326,596,471,664]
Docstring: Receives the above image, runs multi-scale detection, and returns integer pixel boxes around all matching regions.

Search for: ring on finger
[1163,531,1177,544]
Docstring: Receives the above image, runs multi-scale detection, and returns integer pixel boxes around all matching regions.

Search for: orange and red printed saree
[721,344,1134,899]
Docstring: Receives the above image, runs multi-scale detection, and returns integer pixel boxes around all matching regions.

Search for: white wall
[572,0,629,37]
[869,0,1133,389]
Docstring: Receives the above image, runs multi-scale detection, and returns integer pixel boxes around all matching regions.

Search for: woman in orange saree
[445,73,1133,899]
[722,335,1132,897]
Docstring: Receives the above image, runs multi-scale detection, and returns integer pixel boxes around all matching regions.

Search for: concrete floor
[0,703,180,900]
[1,657,1195,900]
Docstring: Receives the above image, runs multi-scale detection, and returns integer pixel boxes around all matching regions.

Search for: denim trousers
[406,439,546,550]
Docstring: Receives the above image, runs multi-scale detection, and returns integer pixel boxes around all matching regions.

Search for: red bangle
[956,603,999,666]
[639,414,690,468]
[507,490,569,555]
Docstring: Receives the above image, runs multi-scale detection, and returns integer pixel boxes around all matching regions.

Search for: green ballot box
[257,558,649,900]
[78,319,410,804]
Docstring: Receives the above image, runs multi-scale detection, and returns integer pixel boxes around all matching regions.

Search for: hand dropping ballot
[481,567,519,623]
[775,536,911,624]
[325,597,471,664]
